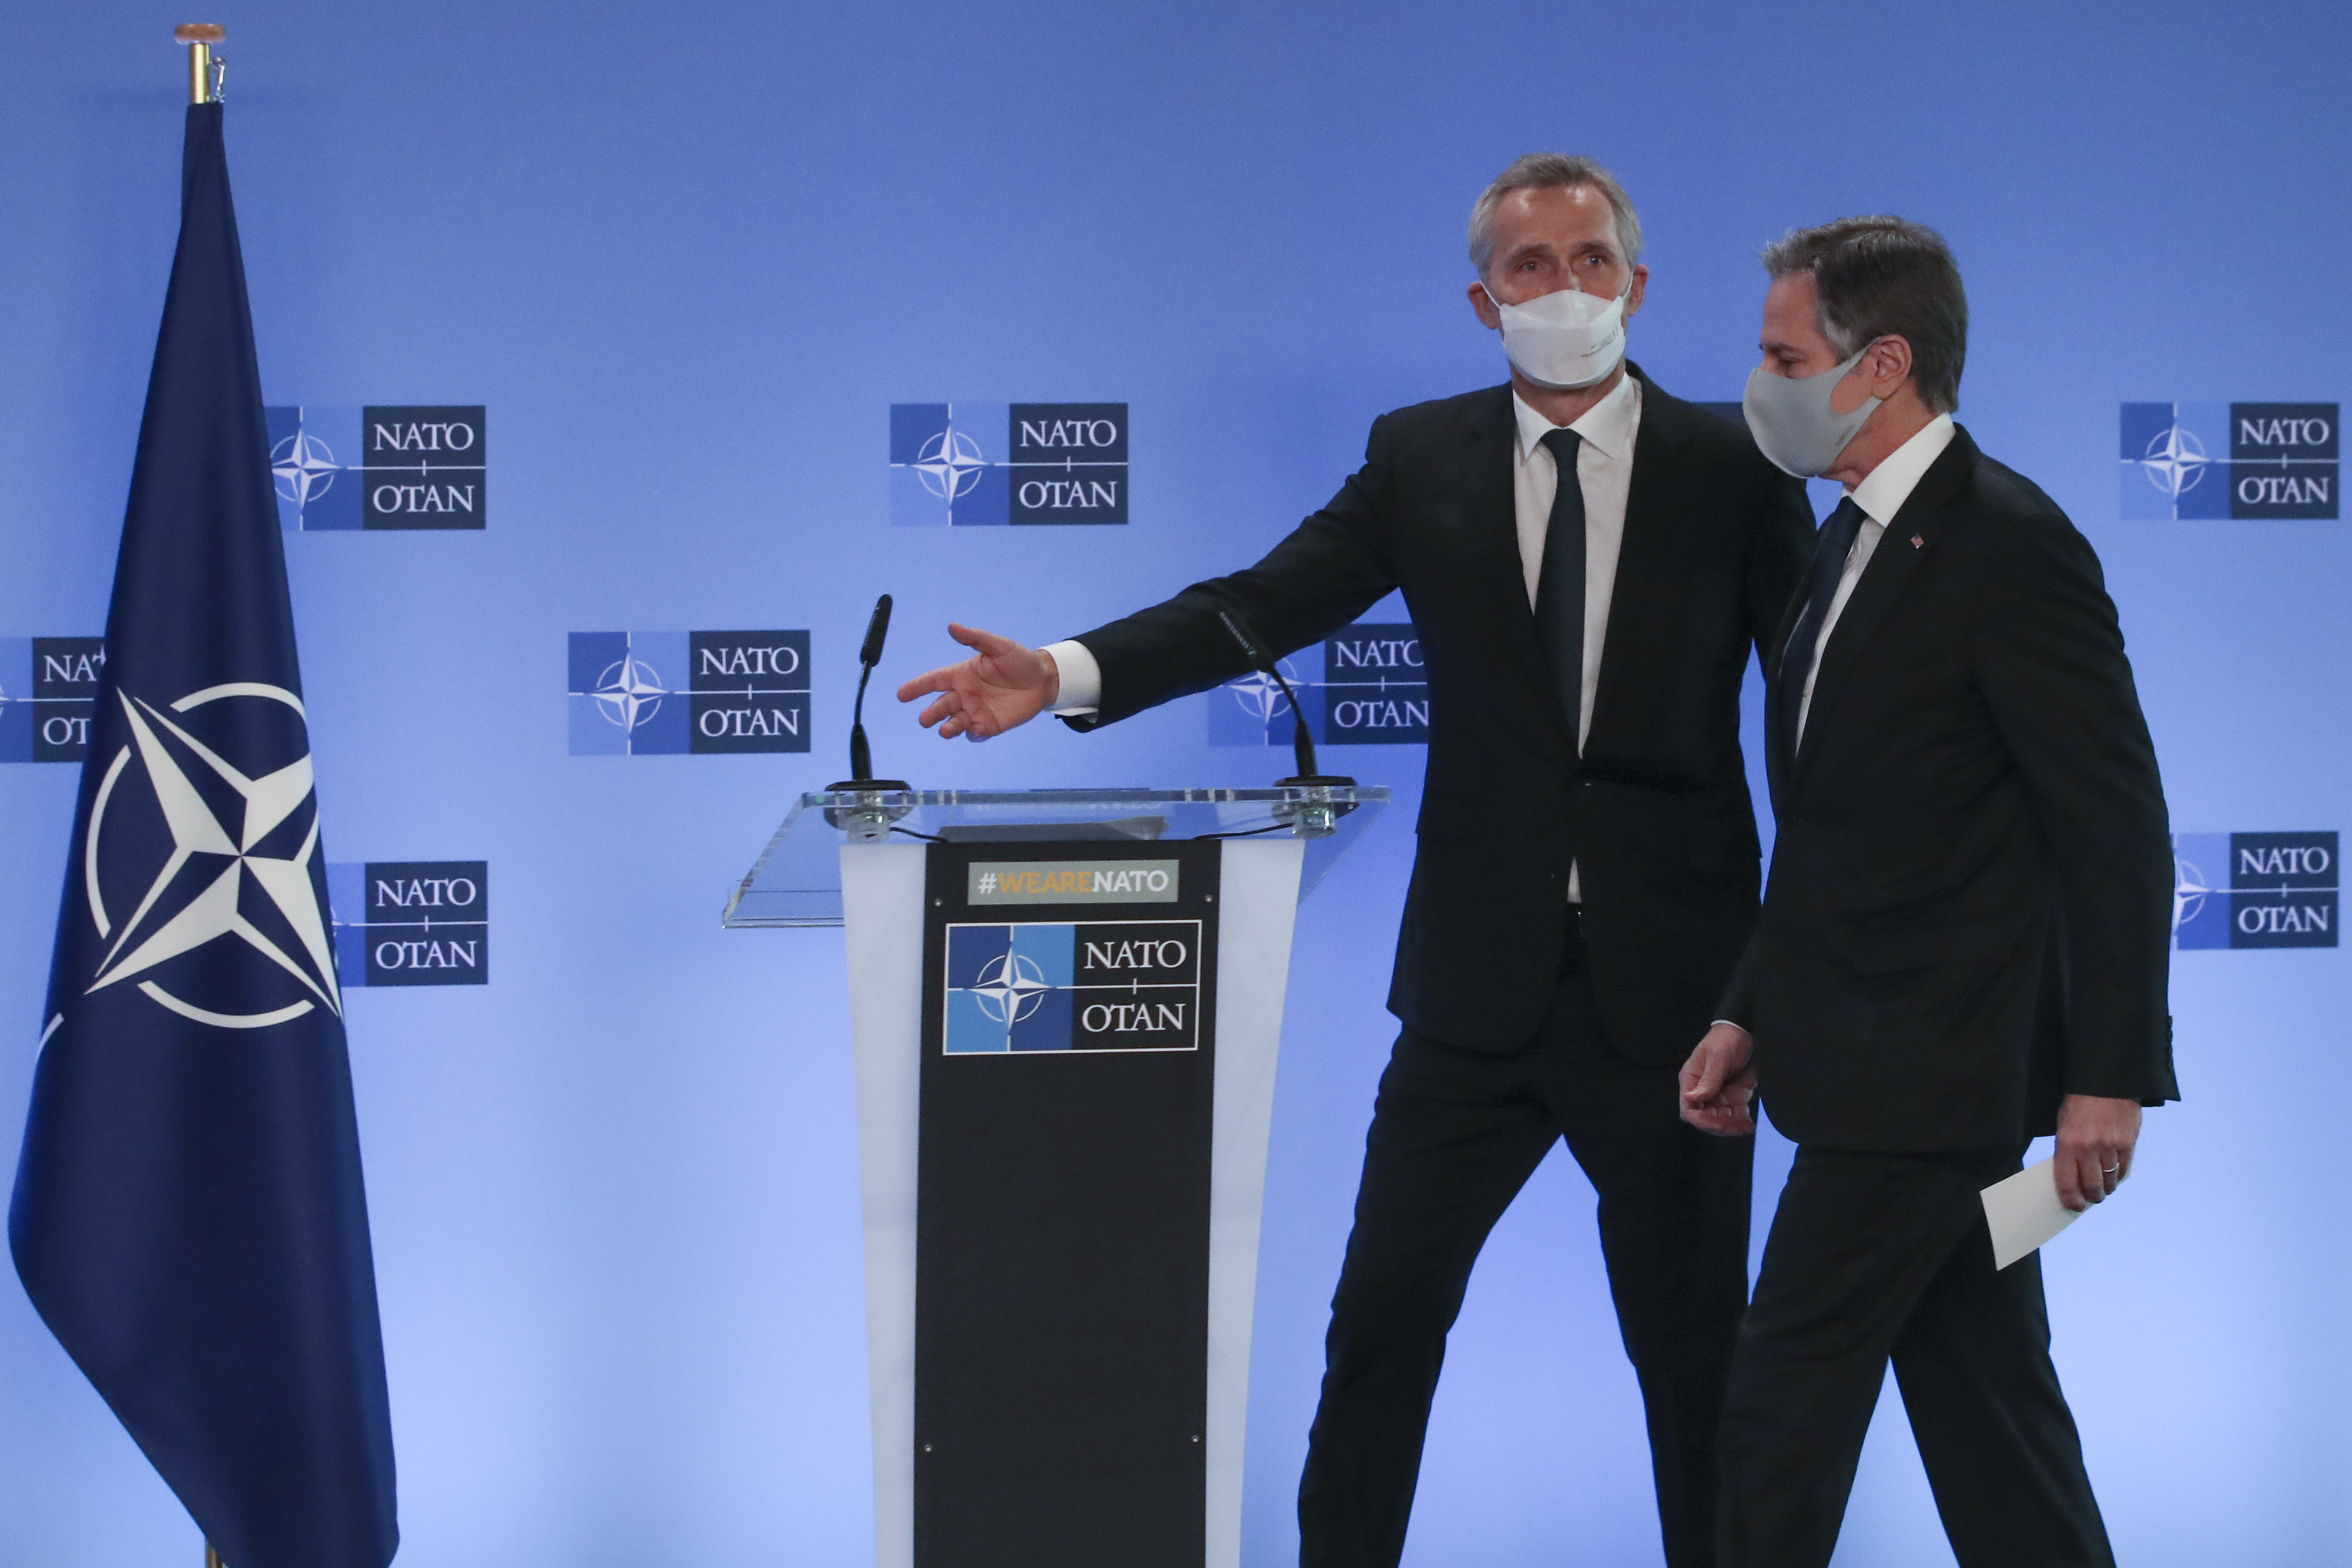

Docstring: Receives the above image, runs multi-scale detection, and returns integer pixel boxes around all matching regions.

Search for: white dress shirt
[1793,413,1956,747]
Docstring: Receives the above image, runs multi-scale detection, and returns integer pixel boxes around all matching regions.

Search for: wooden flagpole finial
[175,24,225,105]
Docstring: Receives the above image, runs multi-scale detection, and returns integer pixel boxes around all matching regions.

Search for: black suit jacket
[1065,368,1813,1062]
[1719,425,2180,1150]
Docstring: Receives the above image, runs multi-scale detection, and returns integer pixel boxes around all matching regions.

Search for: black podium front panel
[915,838,1221,1568]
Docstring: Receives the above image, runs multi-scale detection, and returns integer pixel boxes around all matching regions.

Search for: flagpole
[175,22,225,106]
[179,36,229,1568]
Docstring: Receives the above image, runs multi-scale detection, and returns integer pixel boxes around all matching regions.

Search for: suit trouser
[1717,1144,2114,1568]
[1296,931,1754,1568]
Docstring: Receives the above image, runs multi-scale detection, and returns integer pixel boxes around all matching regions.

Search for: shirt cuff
[1043,639,1101,714]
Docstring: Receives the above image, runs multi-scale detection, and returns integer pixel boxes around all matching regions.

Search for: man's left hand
[2053,1093,2142,1212]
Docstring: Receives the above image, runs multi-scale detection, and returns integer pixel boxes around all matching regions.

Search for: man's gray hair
[1760,216,1969,414]
[1467,153,1643,279]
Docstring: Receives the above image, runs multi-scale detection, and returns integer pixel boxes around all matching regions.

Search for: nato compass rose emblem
[2173,849,2216,933]
[1224,658,1306,724]
[2138,420,2211,500]
[592,654,668,732]
[970,950,1052,1024]
[271,427,342,510]
[913,427,989,502]
[80,683,340,1029]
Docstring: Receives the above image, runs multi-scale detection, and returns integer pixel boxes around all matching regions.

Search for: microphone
[830,594,908,793]
[848,595,892,781]
[1215,605,1355,789]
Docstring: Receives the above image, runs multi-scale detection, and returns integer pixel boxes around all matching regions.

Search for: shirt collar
[1513,369,1643,465]
[1848,412,1956,527]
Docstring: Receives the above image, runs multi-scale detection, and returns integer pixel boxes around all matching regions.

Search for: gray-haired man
[1681,215,2175,1567]
[899,155,1812,1566]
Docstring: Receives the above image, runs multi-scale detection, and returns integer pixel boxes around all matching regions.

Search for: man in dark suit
[900,154,1812,1567]
[1677,215,2179,1568]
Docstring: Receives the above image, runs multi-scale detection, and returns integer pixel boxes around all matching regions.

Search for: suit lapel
[1583,366,1693,751]
[1453,386,1578,765]
[1791,428,1978,786]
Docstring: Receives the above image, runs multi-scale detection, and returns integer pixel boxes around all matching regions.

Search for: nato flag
[8,104,398,1568]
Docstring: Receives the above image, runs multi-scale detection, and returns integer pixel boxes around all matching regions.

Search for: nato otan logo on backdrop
[1211,622,1427,747]
[943,920,1201,1053]
[329,861,487,986]
[2120,403,2337,520]
[0,636,103,762]
[2173,832,2337,949]
[268,405,487,530]
[889,403,1128,525]
[567,631,810,755]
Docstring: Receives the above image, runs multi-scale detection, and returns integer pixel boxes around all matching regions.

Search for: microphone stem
[850,664,875,780]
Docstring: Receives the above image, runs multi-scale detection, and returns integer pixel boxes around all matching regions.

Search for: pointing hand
[896,623,1061,741]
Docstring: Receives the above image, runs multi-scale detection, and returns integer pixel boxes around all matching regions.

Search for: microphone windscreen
[859,594,893,668]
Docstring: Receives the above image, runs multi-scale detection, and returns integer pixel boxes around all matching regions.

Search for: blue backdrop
[3,3,2346,1564]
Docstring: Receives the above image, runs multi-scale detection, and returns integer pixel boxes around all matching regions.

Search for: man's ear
[1865,334,1915,397]
[1468,279,1502,331]
[1623,263,1650,320]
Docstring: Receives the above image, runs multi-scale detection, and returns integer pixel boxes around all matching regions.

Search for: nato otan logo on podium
[567,631,811,755]
[0,636,104,762]
[268,405,487,530]
[2173,832,2338,949]
[2120,403,2337,520]
[329,861,487,986]
[889,403,1128,525]
[944,920,1202,1053]
[1211,622,1428,747]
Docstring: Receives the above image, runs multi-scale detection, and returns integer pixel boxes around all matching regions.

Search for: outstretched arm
[900,411,1404,739]
[895,622,1061,741]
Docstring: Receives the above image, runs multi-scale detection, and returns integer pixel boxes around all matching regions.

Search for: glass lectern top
[723,785,1390,928]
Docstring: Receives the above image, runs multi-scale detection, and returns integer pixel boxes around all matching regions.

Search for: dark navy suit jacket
[1718,425,2180,1148]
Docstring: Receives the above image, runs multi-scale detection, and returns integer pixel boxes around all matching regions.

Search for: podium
[727,785,1388,1568]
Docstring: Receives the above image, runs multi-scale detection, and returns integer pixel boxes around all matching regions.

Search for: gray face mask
[1741,344,1881,477]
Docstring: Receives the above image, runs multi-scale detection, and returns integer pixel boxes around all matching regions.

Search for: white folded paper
[1981,1156,2083,1270]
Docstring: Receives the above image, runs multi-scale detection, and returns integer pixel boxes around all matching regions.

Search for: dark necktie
[1778,497,1867,751]
[1534,427,1587,748]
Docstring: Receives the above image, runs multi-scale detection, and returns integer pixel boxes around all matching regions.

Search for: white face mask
[1742,344,1882,477]
[1487,278,1631,391]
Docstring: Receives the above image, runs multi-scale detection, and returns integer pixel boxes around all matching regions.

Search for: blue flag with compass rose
[8,104,398,1568]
